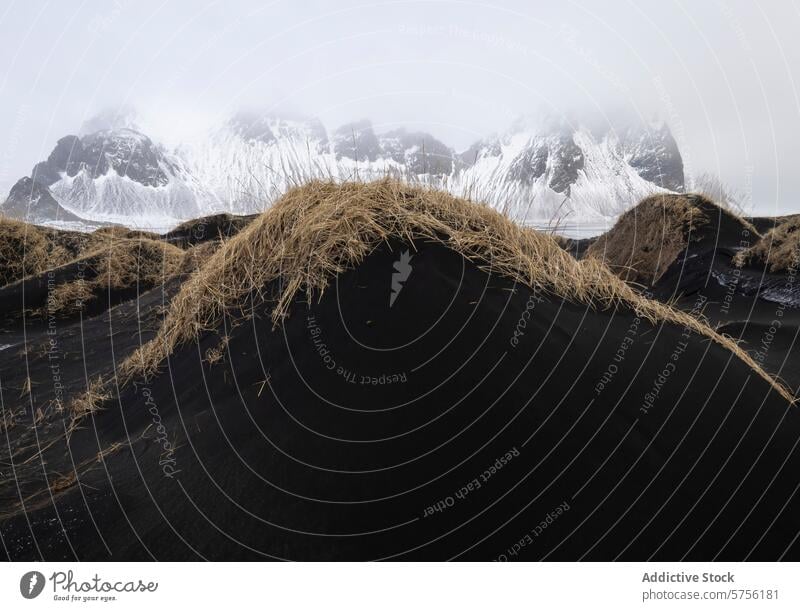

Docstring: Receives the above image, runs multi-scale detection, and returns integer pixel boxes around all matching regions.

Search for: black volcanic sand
[0,274,182,555]
[2,239,799,561]
[747,214,800,236]
[0,258,163,322]
[0,212,256,321]
[163,213,257,248]
[642,216,800,396]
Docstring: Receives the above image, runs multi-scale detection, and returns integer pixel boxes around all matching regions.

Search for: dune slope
[1,181,798,561]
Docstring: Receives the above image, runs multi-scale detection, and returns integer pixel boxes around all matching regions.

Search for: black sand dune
[163,212,257,248]
[585,193,756,296]
[1,182,799,561]
[664,250,800,397]
[583,194,800,398]
[0,238,183,321]
[747,214,800,236]
[0,218,86,287]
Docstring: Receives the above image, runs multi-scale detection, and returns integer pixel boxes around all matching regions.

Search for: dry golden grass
[0,434,126,519]
[585,193,758,285]
[548,233,571,250]
[0,217,141,288]
[0,406,23,433]
[87,238,184,290]
[89,225,161,243]
[19,376,31,398]
[70,376,109,419]
[51,230,92,258]
[0,216,72,285]
[44,237,185,316]
[66,376,110,438]
[110,179,791,402]
[734,217,800,273]
[204,334,230,365]
[0,216,177,293]
[179,240,221,274]
[47,279,94,315]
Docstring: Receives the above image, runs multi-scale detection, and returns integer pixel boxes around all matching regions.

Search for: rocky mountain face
[229,112,330,153]
[2,177,83,224]
[505,132,585,194]
[620,122,684,192]
[332,121,454,175]
[1,112,684,230]
[3,128,203,228]
[451,118,684,220]
[32,130,174,188]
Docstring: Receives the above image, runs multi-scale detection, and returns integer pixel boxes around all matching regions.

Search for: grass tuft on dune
[585,193,757,285]
[734,216,800,273]
[45,237,185,316]
[0,216,73,285]
[115,179,792,402]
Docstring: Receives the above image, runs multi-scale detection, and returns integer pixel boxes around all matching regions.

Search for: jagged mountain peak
[617,121,684,192]
[2,111,686,230]
[32,127,175,188]
[457,115,684,202]
[3,176,84,224]
[330,121,454,175]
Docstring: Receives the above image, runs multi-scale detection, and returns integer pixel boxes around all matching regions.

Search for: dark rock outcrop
[2,177,83,223]
[622,122,684,192]
[29,129,173,188]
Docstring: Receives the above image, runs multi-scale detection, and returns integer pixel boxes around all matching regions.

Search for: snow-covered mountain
[450,117,683,221]
[4,128,208,228]
[1,111,684,231]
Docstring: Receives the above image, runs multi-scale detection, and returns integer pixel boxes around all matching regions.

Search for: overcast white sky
[1,0,799,213]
